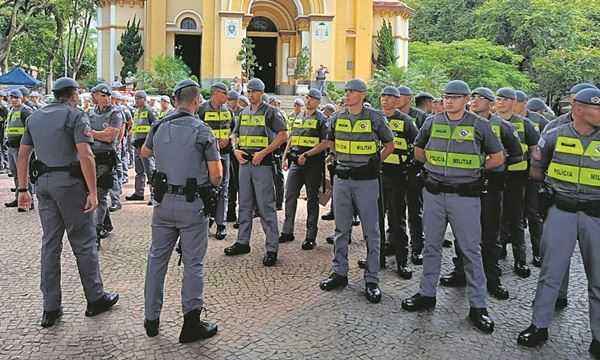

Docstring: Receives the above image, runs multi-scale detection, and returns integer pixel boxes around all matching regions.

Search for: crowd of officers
[3,75,600,357]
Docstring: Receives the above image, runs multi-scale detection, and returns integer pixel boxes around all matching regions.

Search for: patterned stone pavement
[0,171,595,359]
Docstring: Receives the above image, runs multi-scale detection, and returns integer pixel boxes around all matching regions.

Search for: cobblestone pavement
[0,171,595,360]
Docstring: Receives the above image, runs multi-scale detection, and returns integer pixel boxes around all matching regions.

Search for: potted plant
[294,47,311,95]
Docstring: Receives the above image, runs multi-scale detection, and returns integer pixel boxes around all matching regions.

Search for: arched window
[180,17,197,30]
[247,16,277,32]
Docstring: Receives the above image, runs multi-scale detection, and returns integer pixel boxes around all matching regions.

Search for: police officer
[88,84,124,246]
[288,98,305,129]
[397,86,429,260]
[440,87,523,300]
[4,88,33,210]
[226,91,243,225]
[0,91,9,172]
[224,78,288,266]
[141,79,222,343]
[517,88,600,359]
[197,82,234,240]
[319,79,395,303]
[544,83,599,134]
[401,81,504,334]
[415,92,435,115]
[157,96,173,119]
[268,96,286,210]
[379,86,419,279]
[16,77,118,328]
[495,88,539,278]
[126,90,158,203]
[280,88,330,250]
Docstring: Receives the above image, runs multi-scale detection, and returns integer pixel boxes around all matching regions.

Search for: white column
[301,31,310,50]
[97,8,103,80]
[394,15,408,67]
[281,42,289,82]
[109,4,117,82]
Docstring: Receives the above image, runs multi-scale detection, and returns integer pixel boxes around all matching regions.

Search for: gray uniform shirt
[21,101,93,167]
[233,102,287,155]
[89,105,124,152]
[543,112,572,135]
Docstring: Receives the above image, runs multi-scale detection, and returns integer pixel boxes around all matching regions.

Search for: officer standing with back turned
[517,88,600,360]
[401,80,504,334]
[16,77,119,328]
[142,79,222,343]
[319,79,395,304]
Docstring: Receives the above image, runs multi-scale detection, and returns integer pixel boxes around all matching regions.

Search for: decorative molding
[219,11,245,18]
[295,16,309,31]
[242,14,254,28]
[373,0,414,18]
[97,0,144,8]
[307,14,334,22]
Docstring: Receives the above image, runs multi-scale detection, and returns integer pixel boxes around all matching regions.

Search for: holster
[184,178,198,203]
[151,171,168,203]
[554,193,600,218]
[424,178,483,197]
[198,186,221,218]
[538,182,555,220]
[287,150,300,166]
[242,152,273,166]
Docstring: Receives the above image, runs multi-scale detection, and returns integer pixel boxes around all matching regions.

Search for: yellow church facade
[97,0,413,93]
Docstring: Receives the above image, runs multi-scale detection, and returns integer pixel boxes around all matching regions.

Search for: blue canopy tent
[0,67,42,87]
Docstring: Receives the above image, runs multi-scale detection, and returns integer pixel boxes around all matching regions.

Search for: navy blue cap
[92,83,112,95]
[345,79,368,92]
[173,79,200,94]
[8,89,23,97]
[415,92,434,100]
[574,88,600,106]
[471,87,495,101]
[444,80,470,96]
[134,90,148,99]
[570,83,598,95]
[238,95,249,105]
[308,88,322,100]
[527,98,547,112]
[248,78,265,92]
[397,86,413,96]
[515,90,528,102]
[211,82,228,93]
[227,90,240,100]
[496,87,517,100]
[53,77,79,91]
[382,86,400,97]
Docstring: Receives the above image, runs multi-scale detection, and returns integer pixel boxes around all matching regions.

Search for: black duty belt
[166,184,186,195]
[334,167,378,181]
[424,178,483,197]
[554,193,600,218]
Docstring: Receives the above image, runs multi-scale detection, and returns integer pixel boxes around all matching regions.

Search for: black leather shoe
[262,252,277,267]
[179,309,218,344]
[208,218,214,228]
[488,283,509,300]
[109,204,122,212]
[321,211,334,221]
[397,265,413,280]
[517,324,548,347]
[144,319,160,337]
[233,222,239,229]
[147,200,153,206]
[365,283,382,303]
[514,263,531,278]
[278,233,295,243]
[41,307,63,328]
[319,273,348,291]
[85,292,119,317]
[357,259,366,269]
[411,253,423,265]
[4,200,17,208]
[215,225,227,240]
[442,239,453,248]
[469,308,494,334]
[125,194,144,201]
[224,242,250,256]
[401,293,436,311]
[326,235,334,244]
[301,239,316,250]
[555,297,568,310]
[440,271,466,287]
[590,339,600,358]
[97,228,109,240]
[532,256,542,268]
[352,216,360,226]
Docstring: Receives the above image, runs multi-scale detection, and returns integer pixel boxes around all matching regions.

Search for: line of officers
[9,75,600,356]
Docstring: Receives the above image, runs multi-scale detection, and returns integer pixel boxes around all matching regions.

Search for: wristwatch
[17,188,28,193]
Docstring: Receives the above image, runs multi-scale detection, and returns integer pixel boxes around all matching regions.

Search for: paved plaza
[0,171,595,359]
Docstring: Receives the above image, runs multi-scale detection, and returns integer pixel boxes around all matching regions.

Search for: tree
[117,16,144,82]
[294,46,311,84]
[236,37,257,88]
[137,55,191,94]
[62,0,95,79]
[375,19,396,70]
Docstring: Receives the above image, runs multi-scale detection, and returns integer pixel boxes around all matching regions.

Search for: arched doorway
[173,14,202,79]
[247,16,277,92]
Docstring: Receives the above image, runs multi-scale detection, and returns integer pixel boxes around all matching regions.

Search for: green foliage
[407,0,484,42]
[532,47,600,100]
[117,17,144,81]
[294,46,311,83]
[236,38,257,80]
[325,82,344,103]
[375,20,396,70]
[138,55,192,95]
[409,39,533,91]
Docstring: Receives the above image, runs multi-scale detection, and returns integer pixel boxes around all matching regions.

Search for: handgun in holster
[537,182,555,220]
[184,178,198,203]
[198,186,221,218]
[152,171,168,203]
[287,150,300,166]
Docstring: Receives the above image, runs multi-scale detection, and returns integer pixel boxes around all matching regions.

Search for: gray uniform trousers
[332,177,381,284]
[7,146,32,198]
[236,163,279,253]
[214,154,230,226]
[532,206,600,339]
[420,189,487,308]
[134,146,155,196]
[96,188,110,231]
[144,194,209,320]
[282,162,322,240]
[37,172,104,311]
[110,148,123,206]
